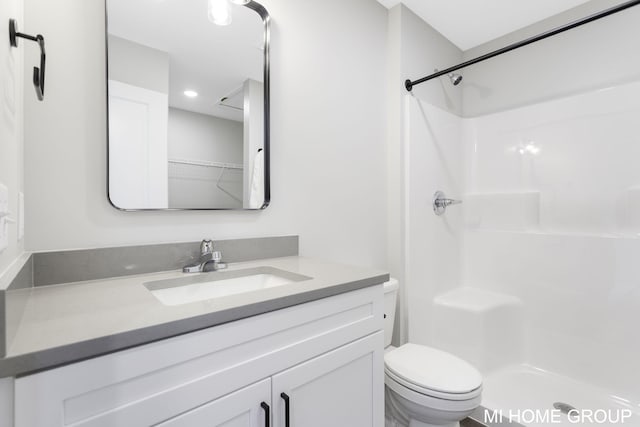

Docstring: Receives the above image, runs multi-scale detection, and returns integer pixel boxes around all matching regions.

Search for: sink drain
[554,402,577,414]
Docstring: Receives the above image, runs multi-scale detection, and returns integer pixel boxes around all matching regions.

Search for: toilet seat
[384,344,482,401]
[385,368,481,401]
[385,371,482,413]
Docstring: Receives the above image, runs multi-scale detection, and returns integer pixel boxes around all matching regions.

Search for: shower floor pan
[476,364,640,427]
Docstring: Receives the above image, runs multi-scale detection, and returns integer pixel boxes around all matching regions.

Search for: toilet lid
[384,344,482,394]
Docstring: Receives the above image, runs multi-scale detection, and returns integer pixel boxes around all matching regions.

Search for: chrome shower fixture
[448,72,463,86]
[433,191,462,216]
[433,69,463,87]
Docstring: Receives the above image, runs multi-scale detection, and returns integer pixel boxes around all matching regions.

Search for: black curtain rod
[405,0,640,92]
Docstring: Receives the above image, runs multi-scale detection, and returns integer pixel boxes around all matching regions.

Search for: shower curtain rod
[404,0,640,92]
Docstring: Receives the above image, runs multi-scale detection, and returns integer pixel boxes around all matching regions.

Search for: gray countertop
[0,256,388,378]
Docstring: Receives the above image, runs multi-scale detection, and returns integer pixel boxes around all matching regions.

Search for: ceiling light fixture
[208,0,232,26]
[184,90,198,98]
[229,0,250,4]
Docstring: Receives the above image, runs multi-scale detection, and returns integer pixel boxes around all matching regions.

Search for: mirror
[106,0,270,210]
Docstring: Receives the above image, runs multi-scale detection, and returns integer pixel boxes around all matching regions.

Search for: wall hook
[9,19,46,101]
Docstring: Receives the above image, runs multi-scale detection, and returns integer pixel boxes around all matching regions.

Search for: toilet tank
[383,279,399,347]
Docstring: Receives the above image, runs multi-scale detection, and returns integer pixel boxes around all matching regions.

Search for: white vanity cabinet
[157,333,381,427]
[12,285,384,427]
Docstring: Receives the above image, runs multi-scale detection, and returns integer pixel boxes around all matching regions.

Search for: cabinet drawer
[15,285,383,427]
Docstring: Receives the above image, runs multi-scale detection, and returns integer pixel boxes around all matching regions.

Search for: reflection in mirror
[106,0,269,210]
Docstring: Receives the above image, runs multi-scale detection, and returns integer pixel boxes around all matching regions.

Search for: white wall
[168,108,242,164]
[462,0,640,117]
[400,7,463,116]
[108,35,169,94]
[167,108,243,209]
[0,0,24,274]
[23,0,388,269]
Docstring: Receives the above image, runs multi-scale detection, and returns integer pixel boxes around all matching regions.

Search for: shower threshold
[469,364,640,427]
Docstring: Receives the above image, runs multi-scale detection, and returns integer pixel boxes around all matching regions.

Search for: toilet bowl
[383,280,482,427]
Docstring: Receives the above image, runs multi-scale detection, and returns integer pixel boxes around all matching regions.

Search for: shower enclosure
[401,1,640,426]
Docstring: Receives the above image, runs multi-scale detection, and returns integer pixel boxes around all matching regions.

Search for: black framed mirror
[106,0,270,210]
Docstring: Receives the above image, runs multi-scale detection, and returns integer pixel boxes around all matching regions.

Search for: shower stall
[401,1,640,425]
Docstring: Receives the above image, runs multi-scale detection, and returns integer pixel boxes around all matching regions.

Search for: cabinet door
[272,332,384,427]
[156,378,271,427]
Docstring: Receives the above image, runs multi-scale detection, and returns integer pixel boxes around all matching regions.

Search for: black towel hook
[9,19,46,101]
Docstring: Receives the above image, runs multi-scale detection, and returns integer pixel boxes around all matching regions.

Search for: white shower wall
[406,80,640,402]
[405,96,463,345]
[462,80,640,400]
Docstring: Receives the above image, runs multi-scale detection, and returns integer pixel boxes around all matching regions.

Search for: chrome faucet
[183,239,227,273]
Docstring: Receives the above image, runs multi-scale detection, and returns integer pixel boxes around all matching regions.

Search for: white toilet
[383,279,482,427]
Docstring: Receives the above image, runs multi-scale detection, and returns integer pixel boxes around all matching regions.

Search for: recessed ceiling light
[184,90,198,98]
[230,0,250,4]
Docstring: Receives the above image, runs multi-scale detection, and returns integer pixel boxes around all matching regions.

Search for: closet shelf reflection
[168,159,243,170]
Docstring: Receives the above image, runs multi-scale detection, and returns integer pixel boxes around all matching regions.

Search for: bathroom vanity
[0,241,388,427]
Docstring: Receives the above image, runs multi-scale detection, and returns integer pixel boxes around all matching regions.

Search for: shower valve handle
[434,198,461,208]
[433,191,462,216]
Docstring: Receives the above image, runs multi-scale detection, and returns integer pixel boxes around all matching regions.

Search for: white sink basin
[144,267,311,306]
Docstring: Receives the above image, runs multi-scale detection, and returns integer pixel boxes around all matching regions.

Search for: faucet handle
[212,250,227,270]
[432,191,462,216]
[200,239,214,255]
